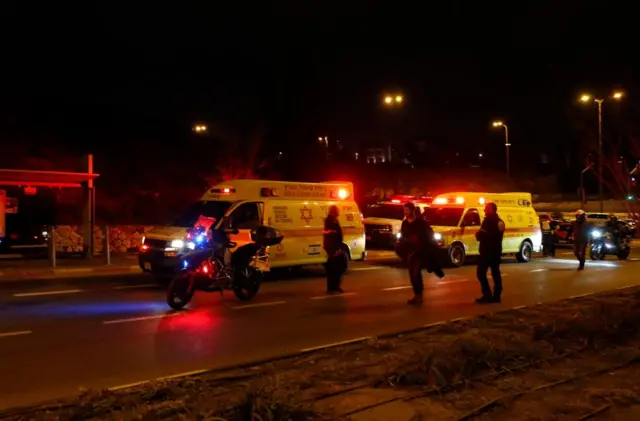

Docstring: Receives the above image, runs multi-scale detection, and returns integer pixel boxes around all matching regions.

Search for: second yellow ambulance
[423,192,542,266]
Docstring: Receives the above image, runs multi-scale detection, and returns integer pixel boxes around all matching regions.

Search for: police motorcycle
[589,227,631,260]
[166,217,284,310]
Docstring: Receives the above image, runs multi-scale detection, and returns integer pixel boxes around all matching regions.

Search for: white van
[138,180,366,279]
[364,196,431,248]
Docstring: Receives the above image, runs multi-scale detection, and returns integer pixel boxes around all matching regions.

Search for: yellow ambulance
[423,192,542,267]
[138,180,366,279]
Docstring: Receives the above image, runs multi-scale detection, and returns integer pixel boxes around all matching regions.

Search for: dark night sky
[2,2,639,172]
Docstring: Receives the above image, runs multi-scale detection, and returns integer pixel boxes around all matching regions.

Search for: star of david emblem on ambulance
[300,206,313,223]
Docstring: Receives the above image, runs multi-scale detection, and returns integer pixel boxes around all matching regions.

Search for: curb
[0,265,141,283]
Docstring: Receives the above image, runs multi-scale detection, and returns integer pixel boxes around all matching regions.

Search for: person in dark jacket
[475,202,505,304]
[323,205,346,294]
[573,209,590,270]
[400,202,445,305]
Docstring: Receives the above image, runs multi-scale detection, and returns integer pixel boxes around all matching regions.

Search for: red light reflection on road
[158,309,221,333]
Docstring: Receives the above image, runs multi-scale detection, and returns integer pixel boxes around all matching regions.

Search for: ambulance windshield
[365,204,405,220]
[171,201,232,227]
[423,207,465,227]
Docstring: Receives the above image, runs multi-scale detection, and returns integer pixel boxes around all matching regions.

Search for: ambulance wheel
[516,241,533,263]
[448,244,466,267]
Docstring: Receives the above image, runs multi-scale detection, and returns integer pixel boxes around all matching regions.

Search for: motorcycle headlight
[591,230,601,238]
[171,239,185,248]
[434,233,443,241]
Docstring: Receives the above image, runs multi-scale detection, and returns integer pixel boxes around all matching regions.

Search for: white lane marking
[114,284,159,290]
[450,317,467,322]
[13,289,82,298]
[512,305,527,310]
[310,293,357,300]
[108,380,151,391]
[530,269,547,273]
[569,293,593,299]
[301,336,370,353]
[617,285,636,290]
[424,321,446,328]
[351,266,384,271]
[382,285,412,291]
[157,369,208,381]
[545,258,619,268]
[630,258,640,261]
[437,279,471,285]
[232,301,286,309]
[103,312,182,325]
[0,330,32,338]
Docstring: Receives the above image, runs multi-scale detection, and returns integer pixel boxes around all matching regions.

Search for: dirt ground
[4,287,640,421]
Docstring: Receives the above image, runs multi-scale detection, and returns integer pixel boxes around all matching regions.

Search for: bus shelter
[0,156,99,260]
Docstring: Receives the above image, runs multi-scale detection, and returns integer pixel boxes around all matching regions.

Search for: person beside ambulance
[400,202,444,306]
[573,210,590,271]
[475,202,505,304]
[323,205,347,294]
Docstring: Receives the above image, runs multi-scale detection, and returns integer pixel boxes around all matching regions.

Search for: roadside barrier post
[48,225,56,268]
[104,226,111,265]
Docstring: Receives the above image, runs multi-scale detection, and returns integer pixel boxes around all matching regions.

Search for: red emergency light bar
[330,188,350,200]
[209,188,236,194]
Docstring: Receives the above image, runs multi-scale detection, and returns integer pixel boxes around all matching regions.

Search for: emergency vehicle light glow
[338,188,349,199]
[210,188,236,194]
[391,199,401,203]
[433,197,448,205]
[455,197,464,204]
[478,197,486,205]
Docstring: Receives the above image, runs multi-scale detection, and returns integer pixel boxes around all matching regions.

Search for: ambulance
[138,180,366,279]
[424,192,542,267]
[364,195,432,248]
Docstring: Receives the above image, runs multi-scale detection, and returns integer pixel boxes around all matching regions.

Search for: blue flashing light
[183,260,189,269]
[196,234,205,243]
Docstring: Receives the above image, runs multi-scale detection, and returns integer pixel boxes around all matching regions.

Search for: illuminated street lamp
[491,121,511,176]
[579,90,624,212]
[193,124,207,133]
[383,94,403,106]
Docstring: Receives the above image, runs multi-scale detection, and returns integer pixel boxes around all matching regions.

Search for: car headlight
[396,232,402,239]
[171,239,185,248]
[591,230,601,238]
[434,233,442,241]
[186,242,196,250]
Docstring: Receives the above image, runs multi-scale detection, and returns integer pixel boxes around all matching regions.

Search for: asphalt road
[1,249,640,410]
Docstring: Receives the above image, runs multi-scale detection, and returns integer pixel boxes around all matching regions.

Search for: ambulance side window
[462,209,481,227]
[230,202,262,230]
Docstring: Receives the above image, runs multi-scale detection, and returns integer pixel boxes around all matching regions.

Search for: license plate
[143,262,152,270]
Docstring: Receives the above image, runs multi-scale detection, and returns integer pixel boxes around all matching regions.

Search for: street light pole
[579,91,624,213]
[491,121,510,176]
[596,99,604,212]
[504,124,510,177]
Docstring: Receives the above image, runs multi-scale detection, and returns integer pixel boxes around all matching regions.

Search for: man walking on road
[573,210,590,271]
[475,202,505,304]
[400,202,445,306]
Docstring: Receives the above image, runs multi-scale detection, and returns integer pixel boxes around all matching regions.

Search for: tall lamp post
[579,91,624,212]
[383,94,403,162]
[491,121,511,176]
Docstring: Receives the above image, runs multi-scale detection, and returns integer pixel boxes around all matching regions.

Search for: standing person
[475,202,505,304]
[323,205,346,294]
[400,202,445,306]
[573,209,590,271]
[540,216,555,257]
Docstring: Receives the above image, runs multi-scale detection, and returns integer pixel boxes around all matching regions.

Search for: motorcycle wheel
[617,247,631,260]
[233,268,262,301]
[590,244,603,261]
[167,273,195,310]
